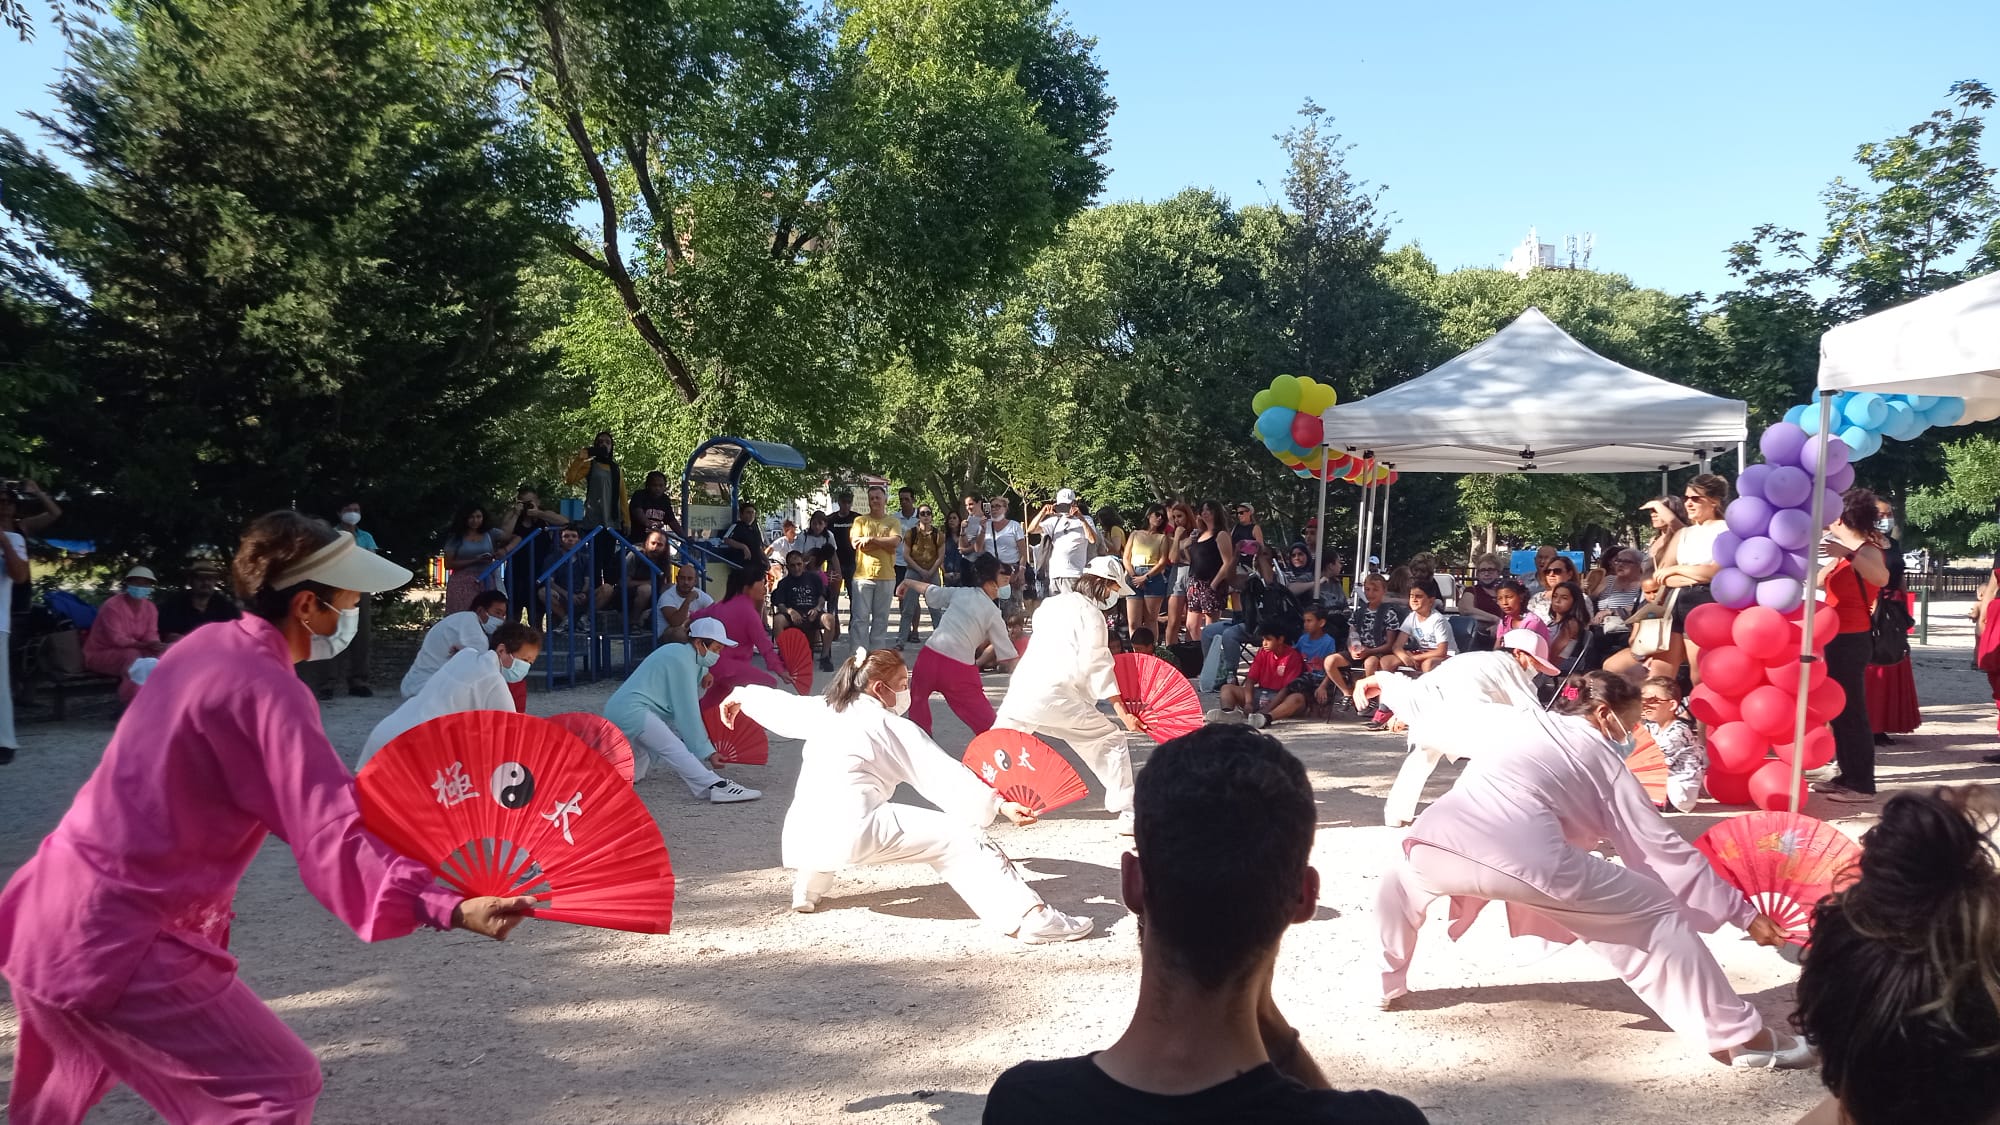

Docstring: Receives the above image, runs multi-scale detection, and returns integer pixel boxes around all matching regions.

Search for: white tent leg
[1312,450,1330,602]
[1355,453,1375,572]
[1659,466,1668,495]
[1378,472,1394,568]
[1789,392,1837,811]
[1738,441,1748,470]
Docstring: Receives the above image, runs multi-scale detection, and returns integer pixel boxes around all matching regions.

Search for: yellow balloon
[1299,381,1336,415]
[1268,374,1302,410]
[1276,451,1303,467]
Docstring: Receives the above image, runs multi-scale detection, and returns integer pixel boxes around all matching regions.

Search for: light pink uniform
[0,616,460,1123]
[81,593,159,702]
[693,594,783,707]
[1372,678,1763,1053]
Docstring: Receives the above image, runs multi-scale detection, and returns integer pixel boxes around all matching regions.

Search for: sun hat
[1500,629,1562,676]
[1083,556,1136,598]
[688,618,738,647]
[272,531,412,593]
[124,565,157,582]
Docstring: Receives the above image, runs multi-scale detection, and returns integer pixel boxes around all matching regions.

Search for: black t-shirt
[828,509,858,563]
[629,491,679,536]
[985,1056,1428,1125]
[726,519,764,559]
[772,573,825,614]
[158,591,242,637]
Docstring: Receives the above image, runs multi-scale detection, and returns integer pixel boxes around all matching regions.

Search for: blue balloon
[1910,395,1939,410]
[1880,400,1926,441]
[1800,407,1823,436]
[1850,428,1883,460]
[1783,404,1809,426]
[1844,392,1888,429]
[1255,406,1293,442]
[1838,425,1871,454]
[1925,398,1965,427]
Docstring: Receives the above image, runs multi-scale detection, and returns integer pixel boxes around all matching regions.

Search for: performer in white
[399,589,509,698]
[1357,629,1560,828]
[357,623,541,769]
[723,650,1093,942]
[604,618,761,803]
[990,557,1145,834]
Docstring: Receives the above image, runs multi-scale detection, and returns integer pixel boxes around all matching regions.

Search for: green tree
[8,0,555,560]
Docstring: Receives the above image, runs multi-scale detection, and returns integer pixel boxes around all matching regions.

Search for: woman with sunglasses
[1528,555,1593,624]
[1607,474,1728,687]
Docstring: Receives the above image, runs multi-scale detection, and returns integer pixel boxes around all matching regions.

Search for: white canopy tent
[1786,272,2000,808]
[1309,307,1748,574]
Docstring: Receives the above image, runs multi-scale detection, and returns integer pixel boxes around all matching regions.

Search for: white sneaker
[1204,708,1247,725]
[1014,905,1093,944]
[1246,713,1269,729]
[708,779,762,803]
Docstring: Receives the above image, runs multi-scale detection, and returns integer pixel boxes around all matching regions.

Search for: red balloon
[1774,726,1836,770]
[1686,683,1741,727]
[1806,678,1848,723]
[1738,685,1798,741]
[1732,606,1792,663]
[1708,721,1771,774]
[1748,759,1800,812]
[1805,604,1839,644]
[1705,767,1755,806]
[1763,657,1828,692]
[1698,646,1759,699]
[1290,412,1324,449]
[1684,603,1737,651]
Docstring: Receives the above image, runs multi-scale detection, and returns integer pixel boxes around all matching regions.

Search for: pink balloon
[1687,683,1742,727]
[1765,656,1828,691]
[1699,645,1760,698]
[1684,603,1738,650]
[1748,759,1800,812]
[1774,726,1836,770]
[1731,606,1792,662]
[1739,685,1798,740]
[1709,721,1771,774]
[1806,678,1847,722]
[1705,767,1755,806]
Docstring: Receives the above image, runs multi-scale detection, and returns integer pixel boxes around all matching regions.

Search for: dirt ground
[2,601,1992,1124]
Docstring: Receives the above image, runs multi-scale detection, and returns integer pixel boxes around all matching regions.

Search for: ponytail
[824,648,905,712]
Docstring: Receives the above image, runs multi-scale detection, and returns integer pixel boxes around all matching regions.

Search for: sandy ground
[2,601,1994,1124]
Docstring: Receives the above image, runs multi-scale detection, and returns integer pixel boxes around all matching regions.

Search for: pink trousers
[909,647,995,736]
[1377,843,1764,1054]
[8,936,321,1124]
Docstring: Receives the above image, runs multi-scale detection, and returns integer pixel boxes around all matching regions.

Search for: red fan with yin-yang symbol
[357,711,675,933]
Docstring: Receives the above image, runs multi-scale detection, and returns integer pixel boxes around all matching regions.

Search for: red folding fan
[777,628,814,695]
[1624,728,1670,807]
[357,711,675,934]
[962,728,1089,815]
[1113,652,1203,742]
[1693,811,1862,945]
[703,704,769,766]
[547,711,636,783]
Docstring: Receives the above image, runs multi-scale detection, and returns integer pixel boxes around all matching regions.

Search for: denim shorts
[1168,565,1190,597]
[1130,564,1169,598]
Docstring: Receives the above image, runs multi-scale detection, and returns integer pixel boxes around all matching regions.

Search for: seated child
[1377,579,1455,676]
[1641,676,1704,812]
[1208,624,1305,729]
[1292,605,1341,706]
[1128,627,1158,660]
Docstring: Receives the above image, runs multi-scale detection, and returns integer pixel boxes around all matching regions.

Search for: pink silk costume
[693,594,783,708]
[1372,677,1763,1053]
[0,615,461,1124]
[81,593,160,702]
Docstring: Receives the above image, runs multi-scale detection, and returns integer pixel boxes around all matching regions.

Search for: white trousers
[1384,744,1461,826]
[992,694,1134,813]
[850,578,895,655]
[634,712,722,799]
[1377,843,1764,1053]
[0,640,14,750]
[795,804,1043,931]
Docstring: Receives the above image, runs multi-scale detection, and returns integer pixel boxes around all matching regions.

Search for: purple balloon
[1712,530,1742,569]
[1735,536,1782,578]
[1737,463,1773,501]
[1725,496,1774,538]
[1760,422,1809,467]
[1756,575,1805,613]
[1768,507,1816,550]
[1778,549,1809,580]
[1826,461,1855,492]
[1713,568,1758,609]
[1762,465,1812,509]
[1802,435,1852,475]
[1820,488,1845,521]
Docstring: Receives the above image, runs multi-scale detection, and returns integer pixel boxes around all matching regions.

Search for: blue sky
[3,0,1995,297]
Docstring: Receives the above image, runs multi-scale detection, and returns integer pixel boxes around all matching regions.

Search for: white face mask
[1593,708,1636,755]
[340,511,362,526]
[1874,517,1894,534]
[307,604,360,661]
[500,652,533,683]
[886,685,911,716]
[480,614,500,636]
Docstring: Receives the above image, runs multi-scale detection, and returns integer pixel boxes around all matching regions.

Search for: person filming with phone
[1028,488,1098,598]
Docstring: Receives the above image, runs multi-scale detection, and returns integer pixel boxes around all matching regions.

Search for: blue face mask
[697,645,722,669]
[500,653,533,683]
[126,585,154,600]
[480,615,500,636]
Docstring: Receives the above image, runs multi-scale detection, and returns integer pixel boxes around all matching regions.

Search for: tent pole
[1355,452,1374,572]
[1659,465,1668,496]
[1379,470,1395,567]
[1789,392,1837,812]
[1738,441,1748,471]
[1312,448,1331,602]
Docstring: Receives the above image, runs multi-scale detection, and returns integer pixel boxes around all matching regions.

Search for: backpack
[44,589,97,631]
[1869,591,1913,666]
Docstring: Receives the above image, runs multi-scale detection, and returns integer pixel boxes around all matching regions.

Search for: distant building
[1505,227,1557,277]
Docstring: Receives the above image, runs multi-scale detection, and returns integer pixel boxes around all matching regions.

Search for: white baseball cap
[124,566,157,582]
[1500,629,1561,676]
[688,618,738,647]
[1083,556,1135,597]
[1055,488,1078,505]
[272,531,412,593]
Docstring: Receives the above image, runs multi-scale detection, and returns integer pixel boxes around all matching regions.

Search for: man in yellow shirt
[849,484,903,655]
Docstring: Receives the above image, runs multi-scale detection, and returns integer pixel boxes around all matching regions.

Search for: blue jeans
[1198,620,1251,692]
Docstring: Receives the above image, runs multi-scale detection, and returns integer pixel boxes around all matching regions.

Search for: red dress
[1863,590,1920,734]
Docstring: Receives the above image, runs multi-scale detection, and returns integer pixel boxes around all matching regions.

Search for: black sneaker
[348,683,374,698]
[0,746,14,766]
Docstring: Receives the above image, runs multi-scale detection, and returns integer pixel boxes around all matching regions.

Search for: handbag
[1628,589,1678,659]
[1869,591,1913,666]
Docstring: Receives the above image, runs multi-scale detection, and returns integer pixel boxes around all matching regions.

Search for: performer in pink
[693,563,788,708]
[1372,670,1813,1069]
[82,565,168,702]
[0,514,536,1124]
[896,553,1017,735]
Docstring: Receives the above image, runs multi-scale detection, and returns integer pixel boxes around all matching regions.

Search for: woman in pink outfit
[0,514,536,1124]
[693,564,789,708]
[81,565,168,702]
[1371,670,1814,1069]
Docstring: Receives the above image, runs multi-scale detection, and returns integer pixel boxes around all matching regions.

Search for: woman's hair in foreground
[1794,785,2000,1125]
[233,511,340,623]
[1548,670,1640,716]
[823,649,905,712]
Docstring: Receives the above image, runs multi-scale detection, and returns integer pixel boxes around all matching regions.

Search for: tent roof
[1817,272,2000,398]
[1316,308,1748,473]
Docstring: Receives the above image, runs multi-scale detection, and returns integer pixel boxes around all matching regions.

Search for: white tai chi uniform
[1382,651,1542,826]
[1371,675,1764,1053]
[399,611,489,698]
[357,648,513,770]
[729,685,1046,930]
[991,591,1133,814]
[604,643,724,796]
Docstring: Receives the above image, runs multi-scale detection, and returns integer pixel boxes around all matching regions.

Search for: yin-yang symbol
[992,748,1013,772]
[492,762,536,809]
